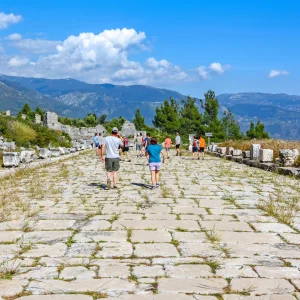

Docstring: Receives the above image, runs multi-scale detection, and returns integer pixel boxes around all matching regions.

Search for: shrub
[0,152,3,167]
[7,120,37,147]
[294,155,300,167]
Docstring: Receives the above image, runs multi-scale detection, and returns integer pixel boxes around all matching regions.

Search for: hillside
[0,75,300,139]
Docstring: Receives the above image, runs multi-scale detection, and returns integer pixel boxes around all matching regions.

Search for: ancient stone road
[0,151,300,299]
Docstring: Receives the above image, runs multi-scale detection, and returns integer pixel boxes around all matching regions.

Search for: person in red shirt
[164,136,172,159]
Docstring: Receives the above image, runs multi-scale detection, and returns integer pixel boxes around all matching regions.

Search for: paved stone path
[0,151,299,299]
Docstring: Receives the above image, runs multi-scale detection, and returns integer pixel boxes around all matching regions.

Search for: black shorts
[98,145,102,150]
[192,146,198,153]
[122,147,129,152]
[176,144,180,149]
[199,147,205,153]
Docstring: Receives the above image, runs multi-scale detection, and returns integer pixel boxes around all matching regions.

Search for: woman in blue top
[146,137,165,189]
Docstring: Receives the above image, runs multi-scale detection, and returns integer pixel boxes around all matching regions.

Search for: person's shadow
[88,183,107,190]
[131,182,153,189]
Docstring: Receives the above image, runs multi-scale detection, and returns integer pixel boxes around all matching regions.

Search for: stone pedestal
[3,152,20,167]
[250,144,261,160]
[232,150,242,156]
[50,148,61,157]
[217,147,226,154]
[58,147,66,155]
[242,151,250,158]
[20,150,35,163]
[259,149,274,162]
[39,148,51,159]
[279,149,299,166]
[226,147,234,155]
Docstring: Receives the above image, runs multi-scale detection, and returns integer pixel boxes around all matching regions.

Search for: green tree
[179,96,202,134]
[85,114,97,127]
[221,109,243,140]
[133,109,145,130]
[19,103,32,116]
[153,97,180,133]
[35,107,45,119]
[246,120,269,139]
[97,114,107,124]
[200,90,225,140]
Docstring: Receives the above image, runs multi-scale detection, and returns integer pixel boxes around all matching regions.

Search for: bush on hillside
[7,120,37,147]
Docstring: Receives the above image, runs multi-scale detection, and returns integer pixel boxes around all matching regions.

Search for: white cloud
[0,12,22,29]
[198,66,210,80]
[209,62,231,74]
[268,70,289,78]
[7,35,61,54]
[8,56,29,67]
[197,62,230,80]
[6,33,22,41]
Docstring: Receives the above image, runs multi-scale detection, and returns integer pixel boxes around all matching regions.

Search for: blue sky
[0,0,299,97]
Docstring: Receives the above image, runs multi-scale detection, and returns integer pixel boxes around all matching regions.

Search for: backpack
[193,139,197,147]
[123,137,129,147]
[94,136,99,145]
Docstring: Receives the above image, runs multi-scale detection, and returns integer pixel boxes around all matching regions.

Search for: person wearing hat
[101,127,123,189]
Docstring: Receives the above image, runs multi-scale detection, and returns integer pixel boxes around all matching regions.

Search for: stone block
[226,147,234,155]
[50,148,61,157]
[3,152,20,167]
[232,149,242,156]
[70,148,76,153]
[250,144,261,160]
[279,149,299,166]
[39,148,51,159]
[20,150,35,163]
[259,149,274,162]
[217,147,226,154]
[58,147,66,155]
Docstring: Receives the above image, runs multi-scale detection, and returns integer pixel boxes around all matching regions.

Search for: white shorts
[149,162,162,171]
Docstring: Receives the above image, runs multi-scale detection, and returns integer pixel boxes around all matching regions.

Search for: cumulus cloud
[198,66,210,80]
[8,56,29,67]
[6,34,61,54]
[209,62,231,74]
[0,12,22,29]
[197,62,230,80]
[268,70,289,78]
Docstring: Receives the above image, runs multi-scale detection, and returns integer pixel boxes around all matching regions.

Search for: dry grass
[219,139,300,159]
[257,191,299,226]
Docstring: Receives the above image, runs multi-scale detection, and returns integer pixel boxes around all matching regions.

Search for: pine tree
[222,109,243,140]
[133,109,145,130]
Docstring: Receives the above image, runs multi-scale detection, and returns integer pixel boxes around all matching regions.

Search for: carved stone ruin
[121,121,136,137]
[259,149,274,162]
[35,114,42,124]
[250,144,261,160]
[279,149,299,166]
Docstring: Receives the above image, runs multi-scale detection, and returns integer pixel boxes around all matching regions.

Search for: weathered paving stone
[222,295,295,299]
[27,279,135,295]
[165,264,212,278]
[230,278,295,294]
[22,231,72,243]
[179,242,224,257]
[280,233,300,244]
[255,266,300,278]
[131,230,172,243]
[105,294,197,299]
[0,280,28,297]
[22,243,67,258]
[93,261,130,278]
[134,243,179,257]
[133,265,165,278]
[200,221,253,231]
[158,277,227,294]
[172,231,207,243]
[74,231,127,243]
[66,243,96,257]
[251,223,295,233]
[96,242,133,258]
[219,232,282,244]
[59,266,95,279]
[34,220,76,230]
[0,231,23,242]
[14,267,58,279]
[81,220,111,231]
[216,265,258,278]
[16,296,93,300]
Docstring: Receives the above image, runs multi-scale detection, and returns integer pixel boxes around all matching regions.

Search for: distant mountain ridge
[0,74,299,139]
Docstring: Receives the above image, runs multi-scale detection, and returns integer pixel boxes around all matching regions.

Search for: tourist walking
[101,127,123,189]
[94,133,100,156]
[198,134,206,160]
[192,136,199,160]
[175,132,181,156]
[146,137,165,189]
[164,136,172,159]
[135,133,143,157]
[122,135,131,162]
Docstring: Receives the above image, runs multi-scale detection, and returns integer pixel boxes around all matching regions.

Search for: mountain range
[0,74,299,140]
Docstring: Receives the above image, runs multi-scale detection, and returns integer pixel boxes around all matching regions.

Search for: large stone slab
[0,280,28,297]
[3,152,20,167]
[17,296,93,300]
[134,243,179,257]
[158,278,227,294]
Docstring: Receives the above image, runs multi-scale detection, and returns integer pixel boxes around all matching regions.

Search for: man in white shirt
[175,132,181,156]
[101,127,123,189]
